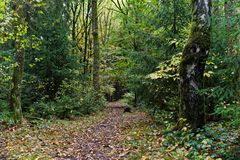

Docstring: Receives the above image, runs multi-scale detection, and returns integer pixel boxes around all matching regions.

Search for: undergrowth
[121,110,240,160]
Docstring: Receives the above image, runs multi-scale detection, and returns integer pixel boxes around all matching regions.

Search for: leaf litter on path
[0,102,151,160]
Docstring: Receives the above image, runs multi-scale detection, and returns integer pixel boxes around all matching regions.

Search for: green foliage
[0,50,14,97]
[162,123,239,159]
[119,92,135,106]
[147,53,181,81]
[23,0,76,101]
[125,51,158,97]
[108,0,192,112]
[30,80,106,119]
[0,52,14,124]
[215,104,240,127]
[123,110,239,160]
[0,100,14,124]
[199,55,240,127]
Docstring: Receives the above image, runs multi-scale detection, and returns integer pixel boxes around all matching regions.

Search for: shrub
[0,100,14,125]
[30,80,106,119]
[120,92,135,106]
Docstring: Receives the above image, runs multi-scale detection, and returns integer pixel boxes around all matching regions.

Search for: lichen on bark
[179,0,211,130]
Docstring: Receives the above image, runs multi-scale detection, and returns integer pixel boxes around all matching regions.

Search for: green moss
[180,27,210,70]
[179,2,211,129]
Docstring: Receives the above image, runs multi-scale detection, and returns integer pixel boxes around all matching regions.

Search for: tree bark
[83,1,91,74]
[179,0,211,130]
[10,0,26,124]
[224,0,234,54]
[172,0,177,50]
[92,0,100,91]
[10,42,24,124]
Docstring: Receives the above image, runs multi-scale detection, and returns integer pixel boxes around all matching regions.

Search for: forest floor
[0,102,239,160]
[0,102,152,160]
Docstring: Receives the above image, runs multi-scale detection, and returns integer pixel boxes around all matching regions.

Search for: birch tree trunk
[179,0,212,130]
[92,0,100,91]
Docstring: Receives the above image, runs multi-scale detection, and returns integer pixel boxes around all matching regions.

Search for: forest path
[56,102,150,160]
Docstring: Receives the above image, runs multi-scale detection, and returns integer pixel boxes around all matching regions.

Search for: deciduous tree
[92,0,100,91]
[10,0,29,124]
[179,0,212,130]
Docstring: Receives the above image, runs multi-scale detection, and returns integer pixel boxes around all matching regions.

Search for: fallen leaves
[0,102,151,159]
[1,103,238,160]
[0,111,107,159]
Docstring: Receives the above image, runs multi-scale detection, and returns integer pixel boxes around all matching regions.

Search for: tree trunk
[83,1,91,74]
[10,0,26,124]
[10,42,24,124]
[92,0,100,91]
[172,0,177,50]
[224,0,234,54]
[179,0,211,130]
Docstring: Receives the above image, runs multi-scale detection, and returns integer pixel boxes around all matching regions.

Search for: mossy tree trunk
[92,0,100,91]
[11,43,24,124]
[224,0,234,54]
[10,0,27,124]
[179,0,212,130]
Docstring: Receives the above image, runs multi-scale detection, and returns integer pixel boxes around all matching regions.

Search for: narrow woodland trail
[56,102,150,160]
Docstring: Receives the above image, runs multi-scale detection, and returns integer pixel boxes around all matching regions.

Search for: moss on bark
[10,1,25,124]
[179,0,211,130]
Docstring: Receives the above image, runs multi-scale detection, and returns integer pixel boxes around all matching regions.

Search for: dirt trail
[56,102,149,160]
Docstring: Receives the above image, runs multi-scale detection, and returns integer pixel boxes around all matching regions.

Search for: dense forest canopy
[0,0,240,159]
